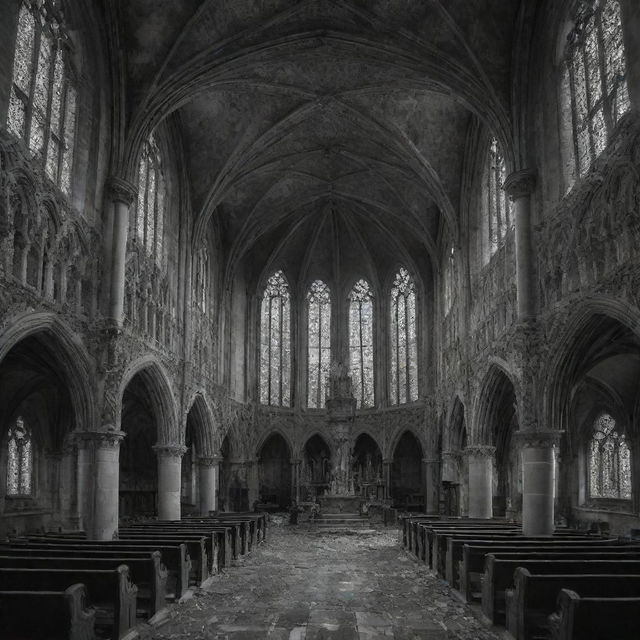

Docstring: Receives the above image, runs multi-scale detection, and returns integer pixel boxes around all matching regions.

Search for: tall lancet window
[390,267,418,405]
[565,0,629,182]
[589,413,631,500]
[260,271,291,407]
[7,1,77,195]
[307,280,331,408]
[486,138,512,258]
[135,134,166,265]
[6,416,33,496]
[349,279,374,408]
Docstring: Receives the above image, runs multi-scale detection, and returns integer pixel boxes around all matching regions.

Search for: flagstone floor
[144,522,501,640]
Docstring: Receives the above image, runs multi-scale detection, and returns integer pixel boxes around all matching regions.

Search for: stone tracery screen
[565,0,630,182]
[6,416,33,496]
[589,413,631,500]
[7,1,77,195]
[260,271,291,407]
[390,268,418,405]
[349,279,374,408]
[307,279,331,408]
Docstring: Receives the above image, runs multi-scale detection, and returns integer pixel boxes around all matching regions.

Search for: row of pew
[401,514,640,640]
[0,512,267,640]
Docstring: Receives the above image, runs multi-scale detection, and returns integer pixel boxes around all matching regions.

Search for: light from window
[7,2,77,195]
[589,413,631,499]
[194,247,209,312]
[349,279,374,408]
[135,135,166,265]
[307,279,331,408]
[390,267,418,404]
[486,138,512,257]
[444,245,455,315]
[260,270,291,407]
[565,0,630,181]
[7,416,33,496]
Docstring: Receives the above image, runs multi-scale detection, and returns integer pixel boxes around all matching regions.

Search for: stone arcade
[1,0,640,638]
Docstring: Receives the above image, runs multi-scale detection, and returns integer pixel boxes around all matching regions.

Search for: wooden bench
[0,583,96,640]
[0,565,137,639]
[481,557,640,625]
[506,568,640,640]
[548,589,640,640]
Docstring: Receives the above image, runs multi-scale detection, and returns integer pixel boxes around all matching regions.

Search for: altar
[319,494,362,514]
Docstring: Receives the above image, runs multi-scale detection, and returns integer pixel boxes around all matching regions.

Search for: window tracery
[7,1,77,195]
[307,279,331,408]
[349,279,374,408]
[390,268,418,405]
[485,138,511,258]
[565,0,629,183]
[6,417,33,496]
[260,271,291,407]
[588,413,631,500]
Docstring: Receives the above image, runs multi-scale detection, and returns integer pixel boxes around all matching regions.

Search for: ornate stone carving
[515,430,563,449]
[503,169,537,200]
[464,445,496,458]
[153,443,187,458]
[75,430,125,449]
[107,176,137,206]
[198,455,222,467]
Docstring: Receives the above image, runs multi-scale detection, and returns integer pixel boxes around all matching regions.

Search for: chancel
[1,1,640,639]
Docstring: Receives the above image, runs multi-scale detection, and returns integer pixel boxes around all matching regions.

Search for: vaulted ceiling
[117,0,521,286]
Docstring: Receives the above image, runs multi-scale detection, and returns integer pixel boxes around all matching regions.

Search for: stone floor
[144,521,502,640]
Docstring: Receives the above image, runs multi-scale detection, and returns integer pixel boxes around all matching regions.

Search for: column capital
[503,169,536,200]
[441,449,464,459]
[198,455,222,467]
[75,430,125,449]
[107,176,137,206]
[153,443,187,458]
[422,457,439,465]
[290,458,302,465]
[465,444,496,458]
[516,430,563,449]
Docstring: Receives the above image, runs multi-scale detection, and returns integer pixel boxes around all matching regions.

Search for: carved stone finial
[516,430,563,449]
[107,176,137,206]
[503,169,537,200]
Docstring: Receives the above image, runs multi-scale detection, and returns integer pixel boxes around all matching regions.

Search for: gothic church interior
[1,0,640,635]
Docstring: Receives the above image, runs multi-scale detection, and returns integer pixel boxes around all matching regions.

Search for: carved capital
[464,445,496,459]
[422,457,439,465]
[503,169,536,200]
[516,430,563,449]
[198,455,222,467]
[75,430,125,449]
[107,176,137,206]
[153,443,187,459]
[441,449,464,460]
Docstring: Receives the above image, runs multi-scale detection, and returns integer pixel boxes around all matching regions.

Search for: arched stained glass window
[6,416,33,496]
[307,280,331,408]
[390,268,418,405]
[349,279,374,408]
[565,0,630,182]
[135,135,166,265]
[260,271,291,407]
[7,1,77,195]
[486,138,512,258]
[589,413,631,500]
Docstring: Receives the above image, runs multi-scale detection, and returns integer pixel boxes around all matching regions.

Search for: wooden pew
[506,568,640,640]
[481,556,640,625]
[0,565,137,639]
[5,539,191,598]
[548,589,640,640]
[459,542,640,601]
[0,583,96,640]
[0,551,167,616]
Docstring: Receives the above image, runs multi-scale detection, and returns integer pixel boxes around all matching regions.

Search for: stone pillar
[465,445,495,519]
[504,170,536,321]
[518,431,562,536]
[198,455,221,515]
[76,431,125,540]
[154,444,186,521]
[441,449,462,483]
[290,458,301,503]
[60,438,78,525]
[246,458,259,508]
[107,177,136,326]
[383,459,392,500]
[423,457,439,514]
[621,0,640,110]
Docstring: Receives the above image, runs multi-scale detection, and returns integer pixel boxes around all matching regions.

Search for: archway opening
[391,431,423,511]
[352,434,383,500]
[219,434,248,512]
[301,434,331,501]
[257,433,291,510]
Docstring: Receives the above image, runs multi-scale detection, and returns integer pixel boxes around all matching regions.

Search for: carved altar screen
[565,0,629,182]
[588,413,631,500]
[260,271,291,406]
[390,268,418,405]
[7,1,77,195]
[349,279,374,408]
[486,138,511,258]
[307,280,331,408]
[6,416,33,496]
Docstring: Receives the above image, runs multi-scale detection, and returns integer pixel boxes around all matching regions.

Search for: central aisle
[148,524,501,640]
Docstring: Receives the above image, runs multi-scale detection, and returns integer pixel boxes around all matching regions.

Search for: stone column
[465,445,495,519]
[383,459,392,500]
[198,455,221,515]
[504,170,537,321]
[76,431,125,540]
[518,431,562,536]
[441,449,462,483]
[154,444,186,521]
[423,457,439,514]
[290,458,301,503]
[60,438,78,526]
[107,177,136,326]
[246,458,259,508]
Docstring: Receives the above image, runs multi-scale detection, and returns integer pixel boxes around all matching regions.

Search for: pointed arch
[349,278,374,408]
[185,392,217,458]
[307,279,331,408]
